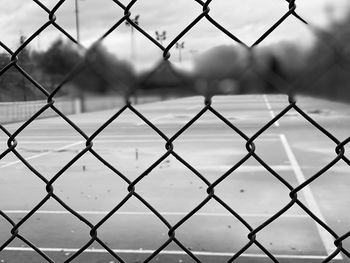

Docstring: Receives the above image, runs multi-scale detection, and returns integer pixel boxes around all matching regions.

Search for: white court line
[263,94,280,127]
[0,141,84,169]
[7,133,281,144]
[193,165,293,172]
[2,210,308,218]
[280,134,342,260]
[12,133,280,139]
[2,247,336,260]
[14,138,280,144]
[186,104,202,110]
[137,118,276,126]
[136,114,174,126]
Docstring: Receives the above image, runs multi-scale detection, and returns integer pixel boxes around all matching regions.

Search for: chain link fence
[0,0,349,262]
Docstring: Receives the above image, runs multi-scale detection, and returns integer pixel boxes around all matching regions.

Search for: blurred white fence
[0,95,161,124]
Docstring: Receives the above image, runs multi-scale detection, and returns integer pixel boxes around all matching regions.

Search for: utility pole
[75,0,80,42]
[125,15,140,62]
[155,30,167,45]
[19,35,27,101]
[176,42,185,63]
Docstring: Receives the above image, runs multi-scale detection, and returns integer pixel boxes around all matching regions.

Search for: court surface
[0,94,349,263]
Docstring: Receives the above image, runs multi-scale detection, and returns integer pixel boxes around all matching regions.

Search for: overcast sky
[0,0,349,70]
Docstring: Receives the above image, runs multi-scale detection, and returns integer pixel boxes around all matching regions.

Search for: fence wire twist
[0,0,349,262]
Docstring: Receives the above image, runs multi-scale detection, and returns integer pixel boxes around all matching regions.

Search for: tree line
[1,8,350,103]
[0,38,135,101]
[193,9,350,103]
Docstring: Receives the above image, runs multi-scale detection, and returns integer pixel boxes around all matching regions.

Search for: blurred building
[137,60,196,97]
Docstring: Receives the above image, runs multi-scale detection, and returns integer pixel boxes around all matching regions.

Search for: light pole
[176,41,185,63]
[155,30,167,45]
[19,35,27,101]
[125,15,140,62]
[75,0,80,42]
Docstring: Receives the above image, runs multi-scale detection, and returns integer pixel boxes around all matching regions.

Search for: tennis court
[0,94,349,262]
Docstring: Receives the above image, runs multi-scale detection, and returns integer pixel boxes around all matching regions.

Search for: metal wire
[0,0,349,262]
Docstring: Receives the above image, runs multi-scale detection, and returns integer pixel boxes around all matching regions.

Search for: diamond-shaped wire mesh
[0,0,349,262]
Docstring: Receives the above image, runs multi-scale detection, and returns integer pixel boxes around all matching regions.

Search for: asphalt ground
[0,94,349,263]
